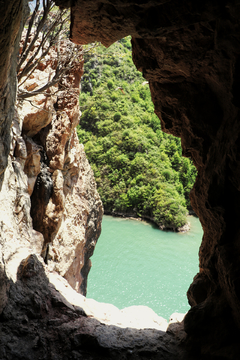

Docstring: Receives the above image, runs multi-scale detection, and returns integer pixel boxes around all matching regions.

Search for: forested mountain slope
[77,37,196,230]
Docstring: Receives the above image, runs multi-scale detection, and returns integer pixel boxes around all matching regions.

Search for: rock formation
[1,0,240,359]
[0,254,185,360]
[20,37,103,294]
[0,6,103,304]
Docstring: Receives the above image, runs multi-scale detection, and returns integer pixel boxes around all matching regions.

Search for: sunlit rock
[0,13,103,300]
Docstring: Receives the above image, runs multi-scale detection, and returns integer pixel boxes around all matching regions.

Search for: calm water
[87,215,203,320]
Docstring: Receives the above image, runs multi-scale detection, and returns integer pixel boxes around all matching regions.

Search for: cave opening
[77,36,202,323]
[17,0,204,335]
[2,0,240,358]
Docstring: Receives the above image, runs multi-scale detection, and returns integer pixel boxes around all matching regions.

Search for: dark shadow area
[0,255,185,360]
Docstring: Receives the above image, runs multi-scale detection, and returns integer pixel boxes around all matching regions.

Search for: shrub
[111,93,118,101]
[114,112,121,121]
[107,80,114,89]
[163,169,172,181]
[131,93,140,103]
[101,102,110,110]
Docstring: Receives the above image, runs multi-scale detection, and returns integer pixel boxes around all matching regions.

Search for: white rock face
[0,35,103,298]
[0,110,44,281]
[0,139,44,282]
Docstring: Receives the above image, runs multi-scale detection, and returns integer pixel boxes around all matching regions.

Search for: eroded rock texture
[132,27,240,358]
[69,0,227,47]
[20,37,103,294]
[0,4,103,312]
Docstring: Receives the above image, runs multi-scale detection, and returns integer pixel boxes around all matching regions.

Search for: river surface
[87,215,203,320]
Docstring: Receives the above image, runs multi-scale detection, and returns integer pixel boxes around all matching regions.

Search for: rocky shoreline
[104,210,193,232]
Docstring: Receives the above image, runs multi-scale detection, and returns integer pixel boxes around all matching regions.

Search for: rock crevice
[0,14,103,300]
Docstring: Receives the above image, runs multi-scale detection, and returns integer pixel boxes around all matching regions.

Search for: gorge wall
[1,0,240,359]
[0,0,103,307]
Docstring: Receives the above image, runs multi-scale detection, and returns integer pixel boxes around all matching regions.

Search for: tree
[17,0,98,101]
[77,37,197,230]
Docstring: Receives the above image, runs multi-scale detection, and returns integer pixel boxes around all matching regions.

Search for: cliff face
[20,38,103,295]
[0,17,103,304]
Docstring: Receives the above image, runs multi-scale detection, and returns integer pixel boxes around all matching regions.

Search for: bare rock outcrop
[22,38,103,294]
[0,19,103,303]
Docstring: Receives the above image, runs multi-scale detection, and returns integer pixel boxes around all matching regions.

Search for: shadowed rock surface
[0,255,186,360]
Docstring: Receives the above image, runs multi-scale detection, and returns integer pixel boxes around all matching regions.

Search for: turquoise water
[87,215,203,320]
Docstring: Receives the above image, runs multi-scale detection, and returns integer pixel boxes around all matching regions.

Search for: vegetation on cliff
[77,37,197,230]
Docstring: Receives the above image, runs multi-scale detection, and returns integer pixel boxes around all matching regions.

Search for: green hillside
[77,37,197,230]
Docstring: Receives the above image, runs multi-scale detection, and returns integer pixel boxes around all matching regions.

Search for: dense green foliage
[77,37,197,230]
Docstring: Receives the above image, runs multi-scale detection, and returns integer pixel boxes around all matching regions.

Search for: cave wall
[132,21,240,357]
[67,0,240,358]
[1,0,240,358]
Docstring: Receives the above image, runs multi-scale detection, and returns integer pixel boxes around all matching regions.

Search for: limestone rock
[26,39,103,295]
[20,95,55,137]
[0,126,44,283]
[42,141,103,294]
[120,305,168,331]
[23,136,42,195]
[177,222,190,233]
[0,167,44,284]
[167,313,187,344]
[0,9,103,309]
[48,270,168,331]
